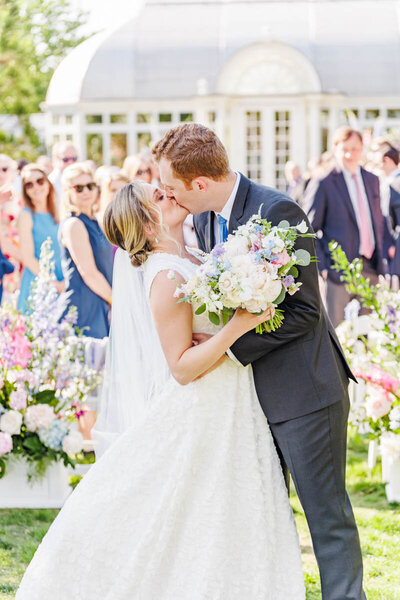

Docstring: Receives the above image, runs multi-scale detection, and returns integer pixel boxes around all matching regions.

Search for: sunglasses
[25,177,46,190]
[73,182,97,193]
[1,167,9,173]
[137,168,152,176]
[62,156,78,163]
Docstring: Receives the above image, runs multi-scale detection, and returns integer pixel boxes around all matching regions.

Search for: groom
[153,124,366,600]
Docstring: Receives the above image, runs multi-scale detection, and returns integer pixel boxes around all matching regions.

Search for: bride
[16,181,305,599]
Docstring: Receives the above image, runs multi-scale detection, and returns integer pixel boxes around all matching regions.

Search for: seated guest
[307,126,384,327]
[60,163,113,339]
[17,165,64,313]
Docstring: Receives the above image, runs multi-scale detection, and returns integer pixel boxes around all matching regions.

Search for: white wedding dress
[16,253,305,600]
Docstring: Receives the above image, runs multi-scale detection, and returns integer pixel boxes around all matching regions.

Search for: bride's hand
[231,305,275,336]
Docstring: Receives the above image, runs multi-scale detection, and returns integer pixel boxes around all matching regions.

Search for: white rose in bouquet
[62,431,84,455]
[225,236,249,258]
[262,279,283,304]
[25,404,56,432]
[365,387,392,420]
[0,410,23,435]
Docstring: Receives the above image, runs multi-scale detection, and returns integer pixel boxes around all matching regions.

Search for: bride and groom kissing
[17,124,366,600]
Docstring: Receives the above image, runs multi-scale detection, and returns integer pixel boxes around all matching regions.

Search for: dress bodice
[143,252,221,335]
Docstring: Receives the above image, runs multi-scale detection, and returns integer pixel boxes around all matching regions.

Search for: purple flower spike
[284,275,295,288]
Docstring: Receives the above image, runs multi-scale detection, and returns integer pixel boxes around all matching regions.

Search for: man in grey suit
[153,124,366,600]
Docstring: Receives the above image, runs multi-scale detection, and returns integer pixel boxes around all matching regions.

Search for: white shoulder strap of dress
[143,253,192,297]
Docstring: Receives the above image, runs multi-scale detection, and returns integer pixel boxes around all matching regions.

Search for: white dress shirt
[342,167,375,255]
[213,172,240,243]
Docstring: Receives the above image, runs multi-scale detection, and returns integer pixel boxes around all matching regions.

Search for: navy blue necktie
[217,214,228,243]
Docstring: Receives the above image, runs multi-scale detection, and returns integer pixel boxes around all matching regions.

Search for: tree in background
[0,0,89,158]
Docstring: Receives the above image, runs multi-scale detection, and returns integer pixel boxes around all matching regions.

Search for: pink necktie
[351,174,374,259]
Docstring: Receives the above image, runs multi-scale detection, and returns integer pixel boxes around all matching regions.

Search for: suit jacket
[306,167,385,283]
[193,174,354,424]
[389,176,400,276]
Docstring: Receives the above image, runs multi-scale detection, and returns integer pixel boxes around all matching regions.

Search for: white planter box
[0,457,71,508]
[383,455,400,503]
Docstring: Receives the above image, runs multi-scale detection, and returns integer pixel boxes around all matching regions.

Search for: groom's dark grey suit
[194,175,366,600]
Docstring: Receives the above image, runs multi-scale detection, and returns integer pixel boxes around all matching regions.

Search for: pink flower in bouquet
[25,404,55,432]
[271,248,291,267]
[11,333,31,368]
[365,386,392,420]
[9,387,28,410]
[0,432,12,456]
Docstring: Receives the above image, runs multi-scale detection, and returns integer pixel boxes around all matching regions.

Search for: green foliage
[329,241,379,311]
[0,0,89,153]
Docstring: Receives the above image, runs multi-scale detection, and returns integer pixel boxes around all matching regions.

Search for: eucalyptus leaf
[195,304,206,315]
[34,390,56,405]
[273,285,286,305]
[289,266,299,278]
[278,220,290,229]
[295,249,311,266]
[208,312,220,326]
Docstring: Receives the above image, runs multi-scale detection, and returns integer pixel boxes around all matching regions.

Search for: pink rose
[366,387,392,420]
[0,432,13,456]
[272,248,291,267]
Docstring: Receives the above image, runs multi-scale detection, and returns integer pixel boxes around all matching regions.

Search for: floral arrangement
[174,211,314,333]
[332,242,400,447]
[0,239,102,479]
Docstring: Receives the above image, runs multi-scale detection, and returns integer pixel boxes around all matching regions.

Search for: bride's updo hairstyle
[104,181,159,267]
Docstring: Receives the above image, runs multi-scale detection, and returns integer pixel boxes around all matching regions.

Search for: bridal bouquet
[0,239,102,480]
[175,211,314,333]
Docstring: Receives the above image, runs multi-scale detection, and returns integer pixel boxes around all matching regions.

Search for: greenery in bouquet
[174,210,315,334]
[331,242,400,445]
[0,240,102,480]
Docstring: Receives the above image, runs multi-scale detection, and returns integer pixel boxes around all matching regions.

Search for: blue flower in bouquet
[38,419,69,450]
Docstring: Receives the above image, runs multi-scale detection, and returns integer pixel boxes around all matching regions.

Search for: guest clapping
[60,163,113,338]
[17,165,64,313]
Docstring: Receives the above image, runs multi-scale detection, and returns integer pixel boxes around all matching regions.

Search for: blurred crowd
[1,126,399,337]
[0,142,199,340]
[285,126,400,327]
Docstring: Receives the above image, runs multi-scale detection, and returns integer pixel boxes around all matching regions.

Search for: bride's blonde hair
[104,181,160,267]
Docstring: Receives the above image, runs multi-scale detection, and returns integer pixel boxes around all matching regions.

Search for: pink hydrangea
[271,248,291,267]
[24,404,55,432]
[0,432,13,456]
[9,388,28,410]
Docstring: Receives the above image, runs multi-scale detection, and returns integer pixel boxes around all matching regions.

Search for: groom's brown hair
[152,123,230,188]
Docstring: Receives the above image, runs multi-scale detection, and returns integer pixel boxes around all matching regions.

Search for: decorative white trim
[217,42,322,96]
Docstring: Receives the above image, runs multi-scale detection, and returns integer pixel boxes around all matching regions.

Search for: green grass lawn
[0,435,399,599]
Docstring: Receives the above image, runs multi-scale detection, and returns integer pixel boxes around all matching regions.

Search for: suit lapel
[228,173,251,233]
[361,168,379,242]
[332,169,358,228]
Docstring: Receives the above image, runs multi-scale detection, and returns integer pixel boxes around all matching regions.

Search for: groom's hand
[192,333,213,346]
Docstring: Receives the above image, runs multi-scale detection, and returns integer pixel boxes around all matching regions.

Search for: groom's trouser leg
[269,394,366,600]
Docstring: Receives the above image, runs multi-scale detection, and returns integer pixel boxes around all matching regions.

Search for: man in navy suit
[305,126,384,327]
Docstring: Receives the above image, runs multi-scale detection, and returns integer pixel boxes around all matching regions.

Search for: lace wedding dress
[16,253,305,600]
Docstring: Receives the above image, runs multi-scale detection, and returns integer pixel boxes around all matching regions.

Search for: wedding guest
[284,161,306,205]
[0,246,14,303]
[49,142,78,203]
[122,154,153,183]
[307,126,384,327]
[36,155,53,175]
[60,163,113,339]
[98,171,130,246]
[374,143,400,271]
[0,154,22,294]
[17,165,64,313]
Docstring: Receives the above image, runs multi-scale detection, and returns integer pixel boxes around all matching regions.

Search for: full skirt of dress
[16,360,305,600]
